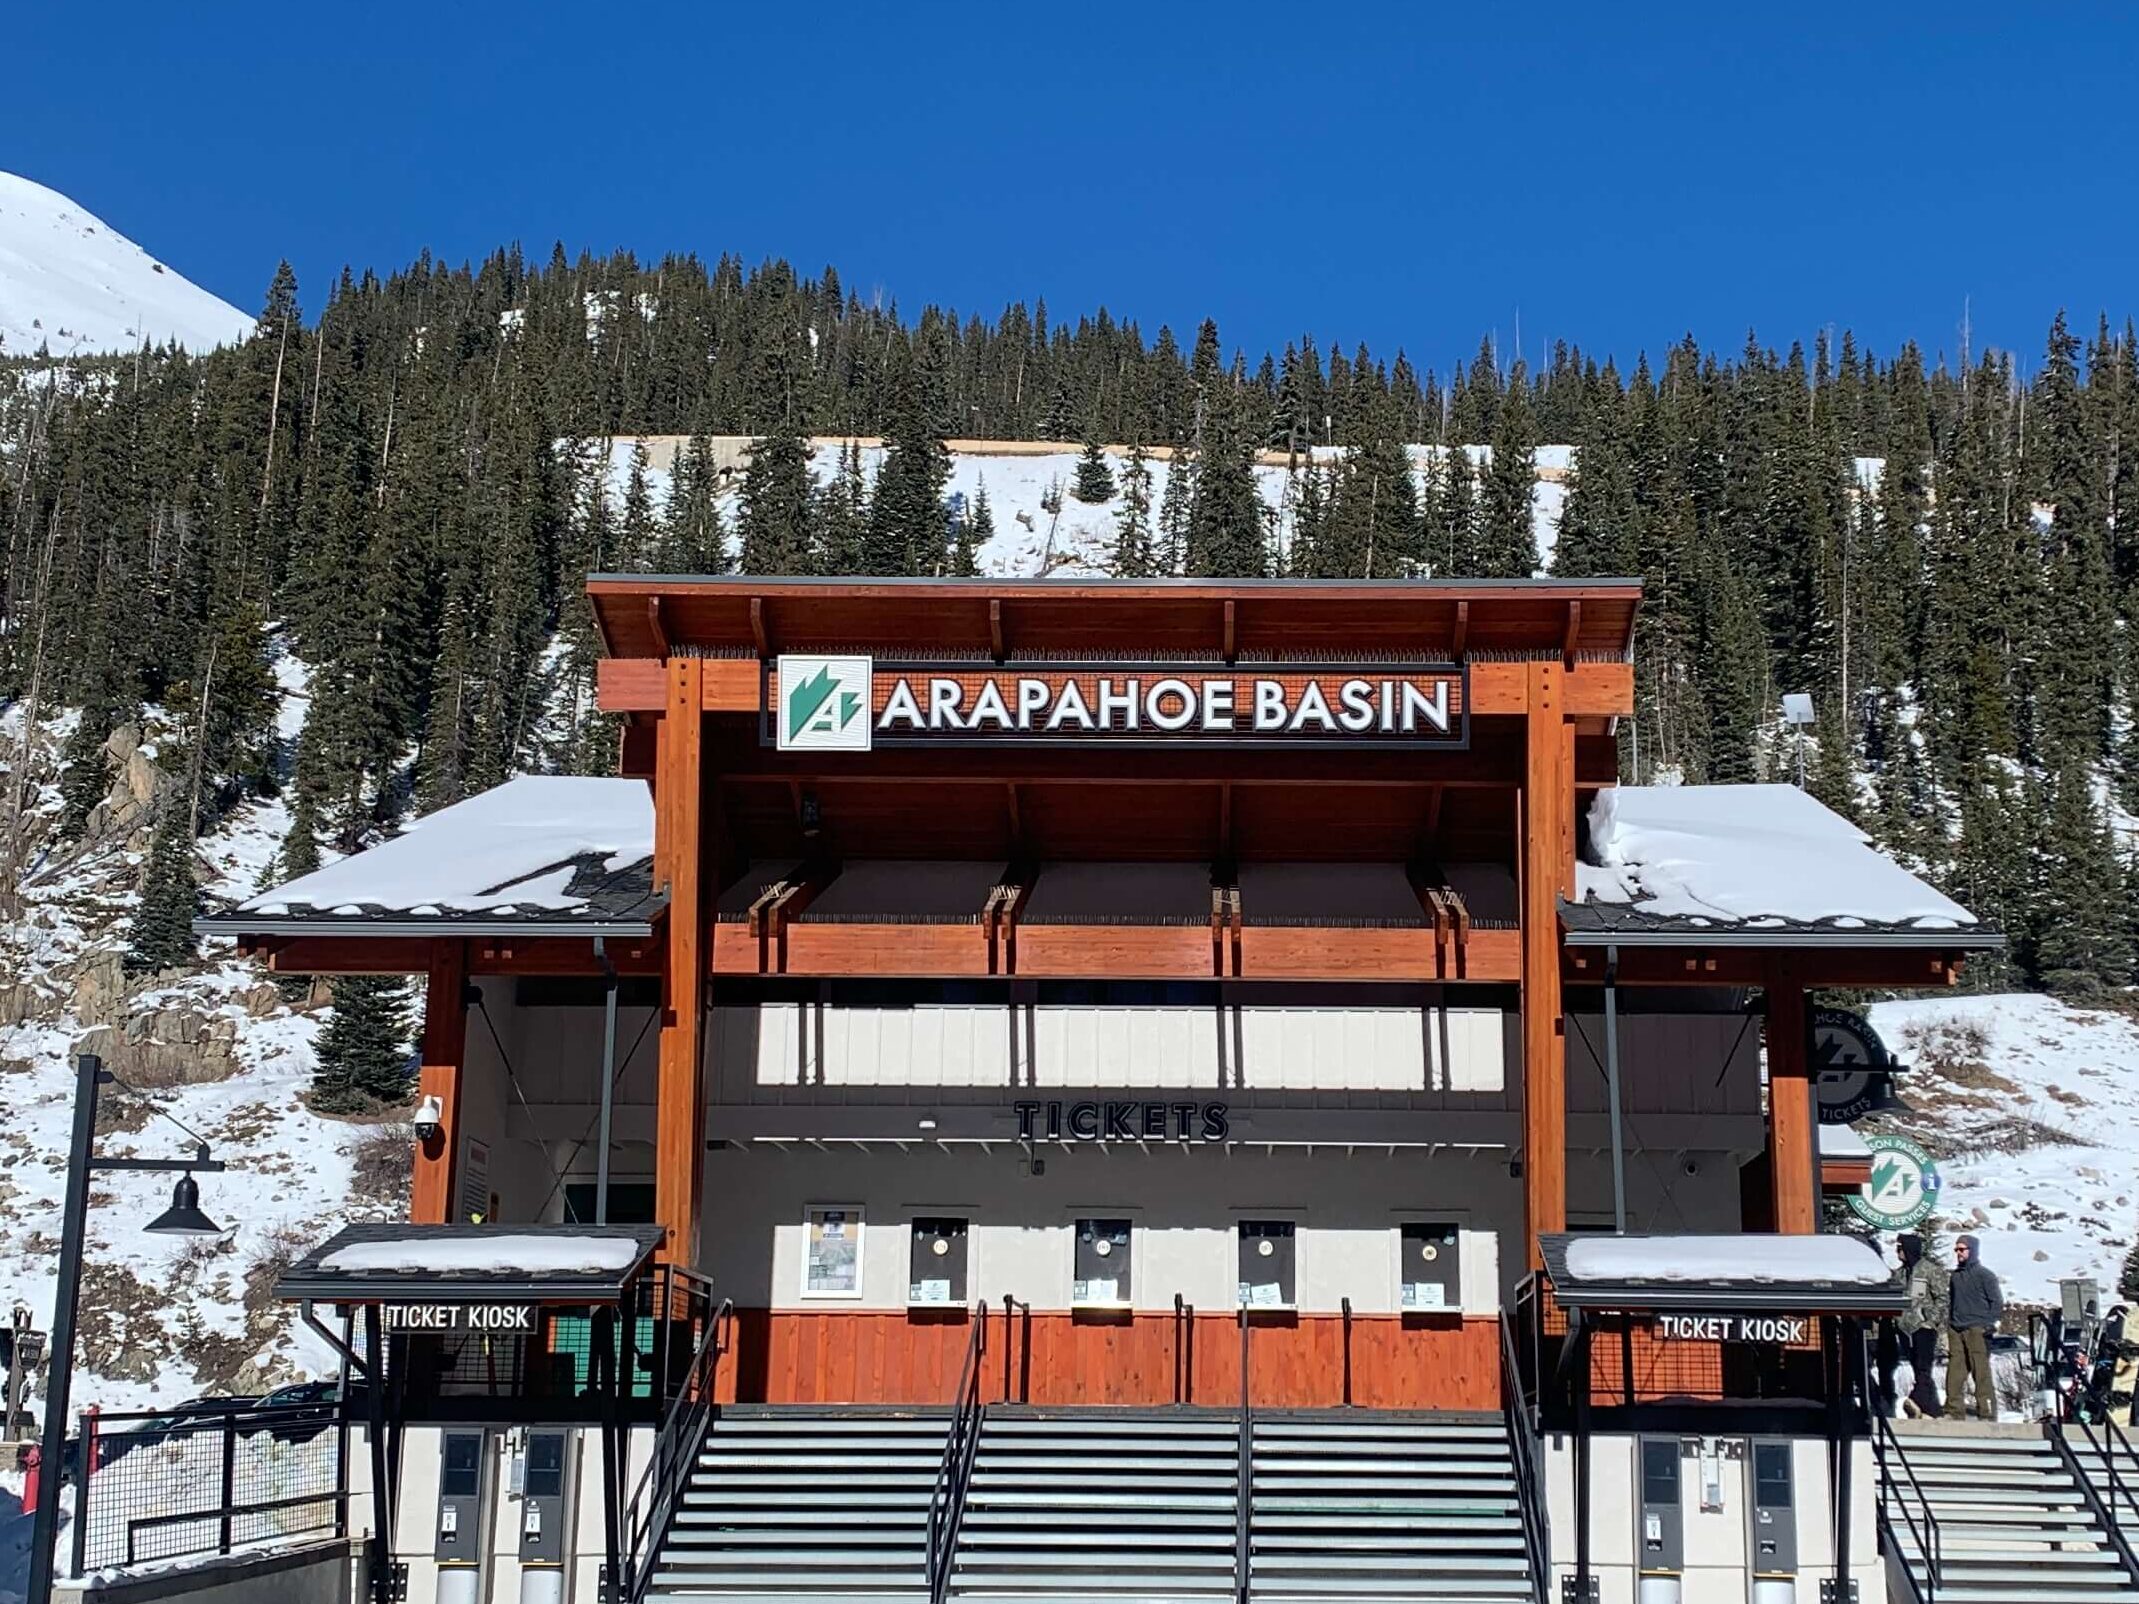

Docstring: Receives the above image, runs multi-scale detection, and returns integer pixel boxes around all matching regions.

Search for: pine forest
[5,246,2138,1012]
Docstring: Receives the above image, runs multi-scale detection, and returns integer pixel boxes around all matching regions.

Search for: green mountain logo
[787,665,863,738]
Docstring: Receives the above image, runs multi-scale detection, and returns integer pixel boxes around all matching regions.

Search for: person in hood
[1896,1233,1948,1417]
[1944,1233,2002,1420]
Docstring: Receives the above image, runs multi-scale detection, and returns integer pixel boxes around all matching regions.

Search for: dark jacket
[1948,1242,2003,1331]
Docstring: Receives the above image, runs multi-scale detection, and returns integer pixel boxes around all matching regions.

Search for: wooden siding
[715,1308,1501,1410]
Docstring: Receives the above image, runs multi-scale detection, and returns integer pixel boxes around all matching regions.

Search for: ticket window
[909,1218,970,1307]
[1399,1222,1461,1312]
[1238,1221,1296,1311]
[1072,1218,1133,1309]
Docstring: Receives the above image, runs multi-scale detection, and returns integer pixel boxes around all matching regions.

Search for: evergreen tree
[1478,366,1540,576]
[2032,763,2132,1001]
[1154,445,1195,575]
[737,430,816,574]
[865,338,951,574]
[1112,443,1155,577]
[124,811,199,976]
[2120,1236,2139,1303]
[58,701,119,841]
[811,441,869,574]
[1432,448,1480,574]
[1072,433,1116,503]
[311,974,413,1113]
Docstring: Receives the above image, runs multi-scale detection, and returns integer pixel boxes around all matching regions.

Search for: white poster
[803,1205,863,1298]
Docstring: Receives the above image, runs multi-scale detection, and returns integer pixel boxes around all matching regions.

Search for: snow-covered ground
[0,172,253,358]
[1864,991,2139,1306]
[589,438,1572,578]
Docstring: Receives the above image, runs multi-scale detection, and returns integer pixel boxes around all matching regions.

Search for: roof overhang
[1559,920,2003,951]
[197,911,661,940]
[275,1224,666,1305]
[1539,1232,1904,1316]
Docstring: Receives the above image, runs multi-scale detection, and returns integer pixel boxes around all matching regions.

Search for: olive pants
[1944,1325,1995,1420]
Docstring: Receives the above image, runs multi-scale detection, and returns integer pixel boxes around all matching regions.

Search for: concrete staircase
[1878,1420,2139,1603]
[948,1411,1241,1601]
[650,1406,942,1600]
[1245,1412,1534,1601]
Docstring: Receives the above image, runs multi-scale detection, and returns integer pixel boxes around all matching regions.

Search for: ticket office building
[209,577,1993,1413]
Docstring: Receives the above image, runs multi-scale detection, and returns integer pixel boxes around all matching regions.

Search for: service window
[909,1217,970,1307]
[1237,1221,1297,1309]
[1072,1218,1133,1308]
[1398,1222,1461,1311]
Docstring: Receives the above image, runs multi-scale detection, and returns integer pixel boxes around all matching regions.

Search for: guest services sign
[771,655,1468,751]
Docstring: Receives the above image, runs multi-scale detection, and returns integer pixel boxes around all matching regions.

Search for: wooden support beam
[1561,600,1582,670]
[1222,599,1237,664]
[1451,600,1469,660]
[1521,661,1570,1267]
[1765,956,1818,1234]
[655,658,708,1264]
[989,599,1006,662]
[771,860,843,971]
[409,940,468,1224]
[1565,946,1968,989]
[646,596,669,658]
[748,597,769,657]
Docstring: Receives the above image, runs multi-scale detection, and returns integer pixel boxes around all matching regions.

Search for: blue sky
[14,1,2138,376]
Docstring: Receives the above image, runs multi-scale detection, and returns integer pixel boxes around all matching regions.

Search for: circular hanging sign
[1849,1133,1943,1230]
[1814,1008,1900,1123]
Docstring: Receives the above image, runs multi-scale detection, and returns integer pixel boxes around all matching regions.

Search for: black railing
[2061,1410,2139,1583]
[1873,1410,1941,1603]
[72,1398,347,1574]
[1499,1309,1550,1593]
[1340,1297,1353,1406]
[1235,1308,1253,1604]
[621,1272,731,1604]
[1001,1295,1030,1404]
[926,1302,990,1604]
[1174,1294,1195,1404]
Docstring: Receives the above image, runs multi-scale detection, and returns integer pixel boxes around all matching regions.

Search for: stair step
[658,1552,925,1570]
[1254,1534,1523,1553]
[958,1530,1236,1549]
[672,1509,930,1527]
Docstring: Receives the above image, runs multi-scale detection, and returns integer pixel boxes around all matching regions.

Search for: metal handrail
[1175,1294,1195,1404]
[926,1302,989,1604]
[622,1274,731,1604]
[1499,1309,1550,1593]
[1001,1294,1030,1404]
[1873,1411,1942,1602]
[1235,1308,1253,1604]
[2063,1410,2139,1582]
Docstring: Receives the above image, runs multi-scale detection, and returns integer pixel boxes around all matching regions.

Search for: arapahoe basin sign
[771,655,1470,752]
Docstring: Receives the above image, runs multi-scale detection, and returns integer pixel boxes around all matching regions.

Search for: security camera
[414,1095,445,1145]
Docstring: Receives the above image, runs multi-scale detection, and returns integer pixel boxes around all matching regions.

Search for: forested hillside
[3,245,2136,1002]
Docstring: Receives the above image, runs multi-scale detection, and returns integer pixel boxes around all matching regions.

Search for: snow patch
[1563,1233,1892,1286]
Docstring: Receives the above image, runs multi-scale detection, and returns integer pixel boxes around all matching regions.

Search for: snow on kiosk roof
[198,775,660,938]
[1538,1232,1903,1314]
[277,1223,666,1305]
[1564,784,1997,947]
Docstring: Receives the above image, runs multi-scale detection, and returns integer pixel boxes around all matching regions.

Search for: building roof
[1563,784,2001,949]
[587,575,1643,662]
[1539,1231,1903,1314]
[197,775,662,939]
[275,1223,666,1304]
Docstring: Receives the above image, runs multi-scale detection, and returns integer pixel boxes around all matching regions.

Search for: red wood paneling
[716,1310,1501,1411]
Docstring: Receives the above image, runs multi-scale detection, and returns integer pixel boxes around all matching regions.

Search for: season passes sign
[772,655,1469,751]
[1849,1133,1943,1231]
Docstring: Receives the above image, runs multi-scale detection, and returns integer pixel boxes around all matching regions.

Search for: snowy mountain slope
[1863,992,2139,1306]
[590,438,1572,577]
[0,172,253,359]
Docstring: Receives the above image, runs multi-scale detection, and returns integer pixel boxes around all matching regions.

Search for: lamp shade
[144,1173,223,1237]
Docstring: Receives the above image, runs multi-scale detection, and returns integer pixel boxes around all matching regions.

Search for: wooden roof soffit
[1564,944,1967,989]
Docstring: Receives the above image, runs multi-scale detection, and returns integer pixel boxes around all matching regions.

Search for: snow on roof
[239,776,653,921]
[1818,1124,1872,1160]
[1563,1233,1892,1287]
[1575,784,1976,931]
[319,1232,645,1276]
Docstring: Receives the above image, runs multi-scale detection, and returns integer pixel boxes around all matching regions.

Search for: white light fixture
[916,1116,938,1132]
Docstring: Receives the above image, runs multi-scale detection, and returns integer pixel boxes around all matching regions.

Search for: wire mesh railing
[73,1398,346,1574]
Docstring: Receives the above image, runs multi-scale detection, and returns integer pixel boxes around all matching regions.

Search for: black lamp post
[27,1053,226,1604]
